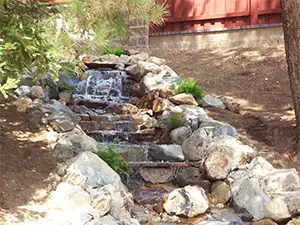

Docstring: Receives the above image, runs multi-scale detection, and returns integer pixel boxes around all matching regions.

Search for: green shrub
[176,77,205,105]
[161,113,185,131]
[102,47,126,56]
[96,145,131,176]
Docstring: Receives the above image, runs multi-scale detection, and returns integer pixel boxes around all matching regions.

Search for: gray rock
[50,182,91,210]
[129,52,149,64]
[203,94,226,109]
[170,126,192,145]
[204,144,234,180]
[264,197,291,222]
[182,128,212,161]
[65,128,99,152]
[260,169,300,194]
[115,63,125,70]
[90,184,136,225]
[99,54,120,64]
[48,111,75,132]
[140,167,175,184]
[214,124,239,138]
[119,55,131,65]
[30,85,45,100]
[125,64,140,81]
[248,157,275,179]
[20,75,59,99]
[228,169,250,196]
[179,105,208,120]
[139,66,179,95]
[148,144,185,162]
[169,93,198,106]
[283,192,300,215]
[163,185,209,218]
[15,85,31,97]
[138,61,161,77]
[63,151,126,192]
[232,179,271,221]
[52,137,74,162]
[211,181,231,205]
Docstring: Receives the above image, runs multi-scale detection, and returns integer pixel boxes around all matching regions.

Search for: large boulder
[147,144,185,162]
[232,179,271,221]
[63,151,126,192]
[64,128,99,153]
[129,52,149,64]
[48,111,76,132]
[170,126,192,145]
[169,93,198,106]
[179,105,208,120]
[139,65,179,95]
[248,157,275,179]
[125,64,140,81]
[15,85,31,97]
[260,169,300,194]
[264,197,291,222]
[137,61,161,77]
[182,128,212,161]
[163,185,209,218]
[204,144,234,180]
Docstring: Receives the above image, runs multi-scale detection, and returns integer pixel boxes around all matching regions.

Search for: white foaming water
[74,70,129,103]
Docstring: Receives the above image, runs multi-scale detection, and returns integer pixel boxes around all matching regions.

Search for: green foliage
[102,47,126,57]
[0,0,59,97]
[55,0,168,56]
[176,77,205,105]
[58,82,76,93]
[96,145,131,176]
[161,113,185,131]
[0,77,19,98]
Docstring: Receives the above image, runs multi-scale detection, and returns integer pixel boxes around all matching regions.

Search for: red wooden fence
[150,0,281,34]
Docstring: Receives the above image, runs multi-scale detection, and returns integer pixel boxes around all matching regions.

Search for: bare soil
[0,106,59,223]
[150,46,298,169]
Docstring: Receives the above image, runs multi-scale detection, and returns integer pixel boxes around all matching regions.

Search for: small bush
[96,145,131,176]
[102,47,126,56]
[162,113,185,131]
[58,82,76,92]
[176,77,205,105]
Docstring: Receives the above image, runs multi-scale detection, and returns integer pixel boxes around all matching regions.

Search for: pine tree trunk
[281,0,300,152]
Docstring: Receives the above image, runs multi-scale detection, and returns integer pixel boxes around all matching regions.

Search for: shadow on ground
[0,106,59,222]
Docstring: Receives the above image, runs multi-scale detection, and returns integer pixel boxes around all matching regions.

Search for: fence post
[250,0,258,25]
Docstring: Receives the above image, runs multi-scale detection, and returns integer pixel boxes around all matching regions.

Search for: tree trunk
[281,0,300,152]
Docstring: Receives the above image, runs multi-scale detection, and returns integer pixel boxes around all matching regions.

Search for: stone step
[88,129,165,143]
[79,114,135,122]
[80,120,139,133]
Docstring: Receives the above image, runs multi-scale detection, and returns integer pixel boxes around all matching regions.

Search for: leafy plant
[55,0,168,56]
[102,47,126,56]
[176,77,205,105]
[161,113,185,131]
[0,0,59,97]
[0,77,19,98]
[96,145,131,176]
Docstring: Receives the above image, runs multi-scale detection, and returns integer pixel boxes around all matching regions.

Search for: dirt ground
[151,45,297,169]
[0,106,60,223]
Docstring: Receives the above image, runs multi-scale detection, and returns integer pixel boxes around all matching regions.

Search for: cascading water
[74,70,130,103]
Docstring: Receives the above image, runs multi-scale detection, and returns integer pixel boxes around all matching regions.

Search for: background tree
[281,0,300,154]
